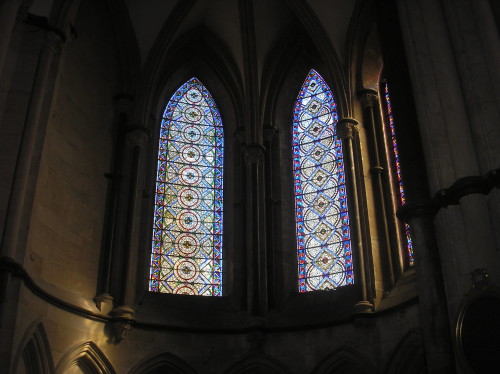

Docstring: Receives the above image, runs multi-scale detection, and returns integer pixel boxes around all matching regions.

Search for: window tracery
[293,69,354,292]
[149,77,224,296]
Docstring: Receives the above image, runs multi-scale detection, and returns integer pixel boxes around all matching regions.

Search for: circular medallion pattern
[180,167,201,185]
[182,145,201,163]
[173,284,196,295]
[186,88,203,104]
[183,125,202,142]
[176,234,198,255]
[174,259,198,281]
[179,188,201,208]
[183,106,203,123]
[178,211,200,231]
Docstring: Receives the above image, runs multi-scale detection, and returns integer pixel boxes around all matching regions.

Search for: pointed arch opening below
[150,77,224,296]
[293,69,353,292]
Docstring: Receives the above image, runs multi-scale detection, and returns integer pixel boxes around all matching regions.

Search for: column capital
[357,88,379,107]
[337,118,360,139]
[243,143,266,164]
[233,126,246,145]
[113,93,134,114]
[263,125,278,142]
[45,29,65,55]
[125,124,150,148]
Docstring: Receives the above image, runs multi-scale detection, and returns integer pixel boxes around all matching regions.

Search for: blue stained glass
[384,83,414,266]
[150,77,223,296]
[293,70,353,292]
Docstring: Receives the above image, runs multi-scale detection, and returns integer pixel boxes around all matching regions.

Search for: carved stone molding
[371,166,384,174]
[337,118,360,139]
[263,125,279,142]
[433,168,500,207]
[357,88,379,107]
[94,293,114,315]
[46,29,65,55]
[233,126,246,145]
[396,200,438,222]
[243,143,266,164]
[113,93,134,115]
[17,0,33,23]
[396,168,500,220]
[125,125,150,148]
[109,306,135,342]
[353,300,374,315]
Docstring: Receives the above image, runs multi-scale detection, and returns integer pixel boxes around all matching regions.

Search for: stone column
[359,89,400,288]
[396,0,479,191]
[1,29,64,261]
[338,118,373,313]
[0,26,64,370]
[109,124,149,341]
[263,125,279,309]
[0,0,26,79]
[440,0,500,278]
[441,0,500,173]
[243,142,268,319]
[396,0,499,361]
[390,1,464,371]
[398,203,454,373]
[95,94,134,315]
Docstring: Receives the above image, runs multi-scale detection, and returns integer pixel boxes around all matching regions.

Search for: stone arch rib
[15,321,54,374]
[55,341,115,374]
[312,346,377,374]
[128,352,198,374]
[385,329,427,374]
[224,355,291,374]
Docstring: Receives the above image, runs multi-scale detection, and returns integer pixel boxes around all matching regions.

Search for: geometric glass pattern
[384,83,414,266]
[293,69,354,292]
[149,77,223,296]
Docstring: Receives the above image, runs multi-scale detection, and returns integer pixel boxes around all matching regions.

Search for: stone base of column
[353,300,374,315]
[94,293,114,315]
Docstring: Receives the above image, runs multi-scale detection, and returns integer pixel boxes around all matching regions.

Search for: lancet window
[292,69,354,292]
[150,78,224,296]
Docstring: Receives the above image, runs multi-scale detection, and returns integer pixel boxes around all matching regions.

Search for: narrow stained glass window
[383,83,414,266]
[150,77,223,296]
[293,69,353,292]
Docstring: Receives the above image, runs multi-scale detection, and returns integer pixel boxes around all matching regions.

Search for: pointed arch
[224,355,291,374]
[55,341,115,374]
[293,69,353,292]
[281,0,349,116]
[128,352,198,374]
[149,77,224,296]
[135,26,242,301]
[312,346,377,374]
[14,321,54,374]
[385,329,427,374]
[136,25,244,130]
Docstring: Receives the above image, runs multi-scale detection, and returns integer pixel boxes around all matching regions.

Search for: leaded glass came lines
[293,69,353,292]
[384,83,414,266]
[150,77,223,296]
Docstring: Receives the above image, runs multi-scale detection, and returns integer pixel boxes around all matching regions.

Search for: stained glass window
[383,83,414,266]
[293,69,353,292]
[150,77,223,296]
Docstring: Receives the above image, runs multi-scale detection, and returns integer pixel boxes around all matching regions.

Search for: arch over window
[150,77,224,296]
[382,82,414,266]
[293,69,353,292]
